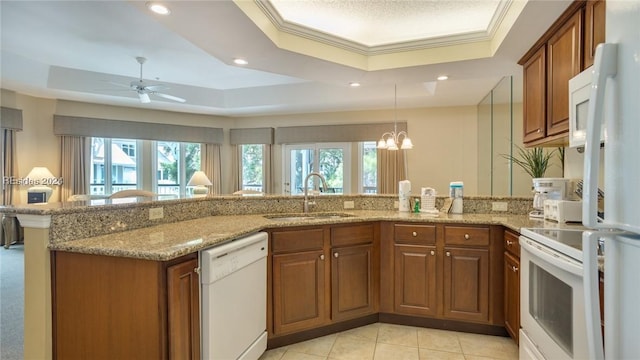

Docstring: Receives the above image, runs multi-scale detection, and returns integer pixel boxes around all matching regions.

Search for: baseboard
[378,312,509,337]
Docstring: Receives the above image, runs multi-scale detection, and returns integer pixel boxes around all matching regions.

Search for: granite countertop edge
[46,210,588,262]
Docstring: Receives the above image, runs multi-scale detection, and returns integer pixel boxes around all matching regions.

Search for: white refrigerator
[581,1,640,359]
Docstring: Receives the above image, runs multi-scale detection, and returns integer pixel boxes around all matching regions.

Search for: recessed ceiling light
[147,2,171,15]
[234,58,249,65]
[437,75,449,81]
[349,82,361,87]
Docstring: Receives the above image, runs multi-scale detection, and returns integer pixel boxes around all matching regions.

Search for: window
[283,143,350,195]
[89,137,200,197]
[360,141,377,193]
[90,138,140,195]
[154,141,201,197]
[240,144,264,192]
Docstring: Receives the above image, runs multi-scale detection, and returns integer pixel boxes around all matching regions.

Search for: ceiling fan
[110,57,186,104]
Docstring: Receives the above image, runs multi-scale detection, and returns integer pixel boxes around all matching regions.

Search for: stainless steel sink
[264,213,355,221]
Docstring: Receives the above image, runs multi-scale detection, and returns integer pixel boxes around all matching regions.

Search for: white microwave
[568,66,605,148]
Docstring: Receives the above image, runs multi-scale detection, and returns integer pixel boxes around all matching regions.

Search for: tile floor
[259,323,519,360]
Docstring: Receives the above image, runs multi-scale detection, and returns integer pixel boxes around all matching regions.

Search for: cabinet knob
[512,265,519,272]
[430,250,435,256]
[194,267,200,274]
[446,251,451,257]
[412,231,417,237]
[506,240,514,246]
[320,254,325,260]
[464,234,470,240]
[537,128,542,133]
[334,252,339,258]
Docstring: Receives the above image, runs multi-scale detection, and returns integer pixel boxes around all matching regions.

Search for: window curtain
[264,144,274,193]
[2,129,18,205]
[59,136,89,201]
[377,149,408,194]
[231,145,241,192]
[202,143,221,195]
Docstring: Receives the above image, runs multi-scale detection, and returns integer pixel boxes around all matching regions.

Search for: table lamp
[187,171,212,197]
[26,166,55,203]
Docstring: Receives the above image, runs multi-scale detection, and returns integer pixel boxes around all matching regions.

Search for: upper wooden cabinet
[584,0,606,68]
[520,0,605,147]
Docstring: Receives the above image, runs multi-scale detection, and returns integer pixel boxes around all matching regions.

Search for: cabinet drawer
[331,224,374,247]
[271,228,324,253]
[504,229,521,257]
[394,224,436,245]
[443,226,489,246]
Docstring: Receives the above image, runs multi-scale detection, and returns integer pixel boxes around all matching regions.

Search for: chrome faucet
[303,172,328,213]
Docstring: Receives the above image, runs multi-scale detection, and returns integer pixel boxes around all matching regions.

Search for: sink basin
[264,213,354,222]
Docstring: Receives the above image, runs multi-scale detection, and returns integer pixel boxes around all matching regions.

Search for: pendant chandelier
[377,85,413,150]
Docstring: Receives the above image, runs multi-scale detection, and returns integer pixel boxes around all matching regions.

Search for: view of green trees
[159,142,201,183]
[241,144,263,188]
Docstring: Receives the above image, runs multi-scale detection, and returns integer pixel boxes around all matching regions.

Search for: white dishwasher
[200,232,268,360]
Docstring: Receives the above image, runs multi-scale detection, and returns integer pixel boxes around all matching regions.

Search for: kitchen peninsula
[1,194,582,359]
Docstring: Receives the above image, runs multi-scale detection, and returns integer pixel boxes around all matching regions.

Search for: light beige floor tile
[281,350,328,360]
[418,349,466,360]
[338,323,380,342]
[417,328,463,353]
[260,346,288,360]
[457,333,518,360]
[377,324,419,347]
[374,343,420,360]
[464,355,512,360]
[328,336,376,360]
[286,334,338,357]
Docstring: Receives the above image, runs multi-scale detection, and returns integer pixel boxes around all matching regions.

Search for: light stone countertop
[48,210,585,261]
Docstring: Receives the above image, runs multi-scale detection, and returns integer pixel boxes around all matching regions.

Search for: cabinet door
[167,258,201,360]
[584,0,606,69]
[272,250,326,335]
[394,245,437,316]
[443,247,489,322]
[523,46,547,143]
[547,9,582,137]
[331,244,375,321]
[504,251,520,344]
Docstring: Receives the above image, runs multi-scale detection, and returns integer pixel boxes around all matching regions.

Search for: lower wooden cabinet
[52,251,199,360]
[272,249,327,334]
[268,223,378,338]
[443,247,489,322]
[394,244,437,316]
[503,229,521,344]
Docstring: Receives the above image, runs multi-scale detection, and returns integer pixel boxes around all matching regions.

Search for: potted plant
[501,145,556,179]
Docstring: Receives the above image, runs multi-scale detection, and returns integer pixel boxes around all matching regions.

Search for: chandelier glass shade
[377,85,413,150]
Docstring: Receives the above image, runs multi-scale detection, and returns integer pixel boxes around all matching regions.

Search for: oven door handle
[520,237,583,276]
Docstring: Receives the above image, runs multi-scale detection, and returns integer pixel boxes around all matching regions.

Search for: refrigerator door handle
[582,231,607,360]
[583,43,617,228]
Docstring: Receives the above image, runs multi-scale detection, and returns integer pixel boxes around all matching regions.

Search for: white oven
[519,228,589,360]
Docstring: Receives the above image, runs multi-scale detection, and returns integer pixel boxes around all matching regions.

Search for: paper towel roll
[399,180,411,212]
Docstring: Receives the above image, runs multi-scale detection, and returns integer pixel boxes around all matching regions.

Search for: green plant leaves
[501,145,556,179]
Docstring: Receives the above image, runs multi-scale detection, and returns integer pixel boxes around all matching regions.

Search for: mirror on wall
[477,76,514,196]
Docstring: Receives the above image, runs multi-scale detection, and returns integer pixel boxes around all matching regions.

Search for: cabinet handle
[430,250,435,256]
[446,251,451,257]
[464,234,470,240]
[512,265,519,272]
[320,254,325,260]
[506,240,514,246]
[194,267,200,274]
[334,252,339,258]
[412,231,417,237]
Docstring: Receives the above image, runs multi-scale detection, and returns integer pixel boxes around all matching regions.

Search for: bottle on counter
[449,181,464,214]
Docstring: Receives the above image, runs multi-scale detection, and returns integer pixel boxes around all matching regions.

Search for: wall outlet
[149,207,164,220]
[343,200,355,209]
[492,202,508,212]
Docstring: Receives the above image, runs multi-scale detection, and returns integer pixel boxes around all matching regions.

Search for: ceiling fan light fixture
[138,92,151,103]
[147,2,171,15]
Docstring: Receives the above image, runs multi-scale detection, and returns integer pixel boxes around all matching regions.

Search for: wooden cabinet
[52,251,199,360]
[269,223,378,337]
[391,223,501,326]
[271,227,327,335]
[520,0,605,147]
[584,0,606,69]
[503,229,521,344]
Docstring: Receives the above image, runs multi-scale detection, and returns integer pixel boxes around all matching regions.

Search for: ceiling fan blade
[153,92,186,103]
[138,92,151,103]
[144,84,167,91]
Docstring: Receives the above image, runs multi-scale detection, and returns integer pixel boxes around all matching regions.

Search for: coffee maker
[530,178,570,218]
